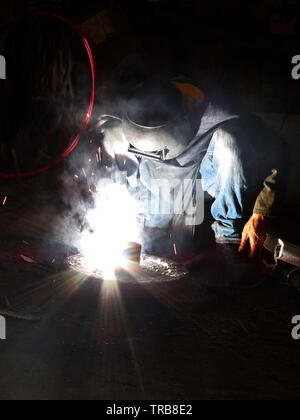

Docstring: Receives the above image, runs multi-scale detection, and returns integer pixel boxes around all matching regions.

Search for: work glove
[98,117,128,159]
[239,214,268,258]
[96,116,139,175]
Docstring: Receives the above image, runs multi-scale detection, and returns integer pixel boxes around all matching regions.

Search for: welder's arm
[100,118,139,176]
[253,169,278,217]
[239,166,287,257]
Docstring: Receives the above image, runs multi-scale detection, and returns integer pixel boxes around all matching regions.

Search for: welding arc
[0,12,95,179]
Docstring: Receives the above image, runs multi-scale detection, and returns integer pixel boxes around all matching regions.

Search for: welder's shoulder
[214,114,280,142]
[212,119,244,142]
[213,115,288,162]
[211,116,263,147]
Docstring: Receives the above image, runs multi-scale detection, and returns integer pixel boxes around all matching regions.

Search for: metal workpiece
[264,235,300,268]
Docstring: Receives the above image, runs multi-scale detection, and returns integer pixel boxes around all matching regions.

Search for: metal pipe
[128,147,164,161]
[264,235,300,268]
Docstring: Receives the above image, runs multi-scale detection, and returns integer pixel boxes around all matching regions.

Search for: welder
[98,79,288,272]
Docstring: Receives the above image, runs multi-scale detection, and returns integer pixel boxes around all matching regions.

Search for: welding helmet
[123,80,205,161]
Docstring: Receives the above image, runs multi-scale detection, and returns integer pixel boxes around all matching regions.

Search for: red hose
[0,12,95,179]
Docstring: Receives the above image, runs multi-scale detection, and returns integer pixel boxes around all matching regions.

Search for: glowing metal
[78,182,141,280]
[68,253,188,283]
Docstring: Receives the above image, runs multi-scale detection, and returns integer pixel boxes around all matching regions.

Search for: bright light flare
[79,182,141,280]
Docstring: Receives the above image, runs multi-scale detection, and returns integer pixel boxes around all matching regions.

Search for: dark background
[1,1,300,134]
[2,0,300,114]
[0,0,300,401]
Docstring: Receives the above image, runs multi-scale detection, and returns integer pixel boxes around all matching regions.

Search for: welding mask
[123,81,204,161]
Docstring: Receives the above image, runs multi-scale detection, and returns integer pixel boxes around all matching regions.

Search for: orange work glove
[239,214,269,258]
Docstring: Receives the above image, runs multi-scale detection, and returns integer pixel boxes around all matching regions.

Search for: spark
[96,147,102,163]
[74,174,79,179]
[82,168,87,178]
[20,255,37,264]
[2,196,7,206]
[173,243,177,255]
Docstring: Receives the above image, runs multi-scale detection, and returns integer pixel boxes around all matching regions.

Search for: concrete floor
[0,177,300,400]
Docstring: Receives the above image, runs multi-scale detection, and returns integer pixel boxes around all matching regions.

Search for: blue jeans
[200,127,252,244]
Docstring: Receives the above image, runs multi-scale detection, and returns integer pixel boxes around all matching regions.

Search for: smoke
[54,101,139,253]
